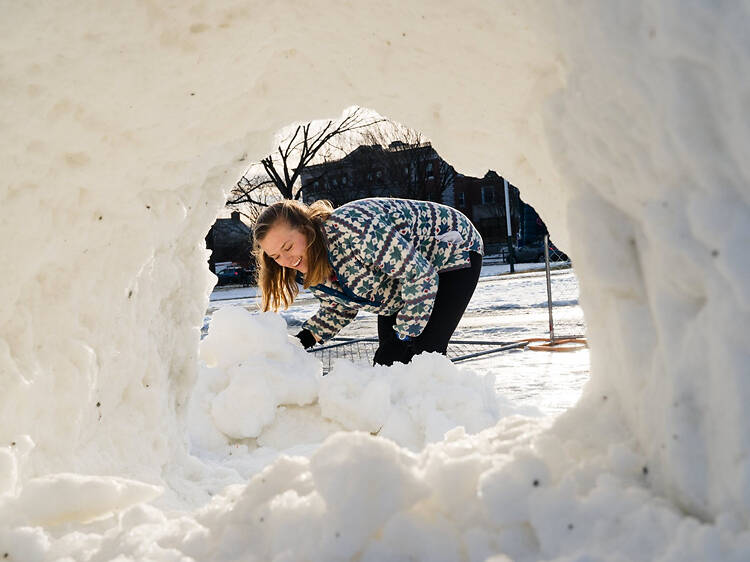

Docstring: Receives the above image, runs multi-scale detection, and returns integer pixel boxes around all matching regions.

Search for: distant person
[253,197,483,366]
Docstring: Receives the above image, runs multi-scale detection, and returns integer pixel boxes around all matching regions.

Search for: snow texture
[1,0,749,560]
[190,308,517,457]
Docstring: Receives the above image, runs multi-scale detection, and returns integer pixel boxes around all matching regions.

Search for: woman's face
[259,220,310,273]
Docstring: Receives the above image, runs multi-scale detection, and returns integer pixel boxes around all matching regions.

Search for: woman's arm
[302,298,359,343]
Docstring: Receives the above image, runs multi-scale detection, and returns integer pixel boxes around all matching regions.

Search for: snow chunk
[310,432,430,558]
[195,309,321,441]
[2,473,162,526]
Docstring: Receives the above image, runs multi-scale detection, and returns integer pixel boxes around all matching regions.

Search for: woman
[254,197,483,366]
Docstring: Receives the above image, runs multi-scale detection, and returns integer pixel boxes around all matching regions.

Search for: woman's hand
[295,329,318,349]
[373,336,414,366]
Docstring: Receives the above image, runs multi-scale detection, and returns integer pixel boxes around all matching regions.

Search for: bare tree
[228,167,280,223]
[227,108,383,214]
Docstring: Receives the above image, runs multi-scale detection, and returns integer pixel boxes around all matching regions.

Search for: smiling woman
[259,214,313,272]
[254,199,335,310]
[253,197,484,366]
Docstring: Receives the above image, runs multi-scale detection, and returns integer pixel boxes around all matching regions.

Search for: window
[367,172,373,181]
[342,175,347,185]
[481,186,496,204]
[457,192,466,207]
[426,162,434,179]
[313,181,319,188]
[375,170,383,179]
[332,178,338,186]
[404,166,409,176]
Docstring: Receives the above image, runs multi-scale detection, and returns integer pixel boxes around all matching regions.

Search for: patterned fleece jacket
[302,198,483,342]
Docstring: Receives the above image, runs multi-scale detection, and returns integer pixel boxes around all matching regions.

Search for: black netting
[309,338,528,374]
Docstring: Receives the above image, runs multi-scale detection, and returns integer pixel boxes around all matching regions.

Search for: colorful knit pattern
[302,198,483,342]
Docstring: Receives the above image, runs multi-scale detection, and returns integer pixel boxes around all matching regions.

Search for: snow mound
[21,420,744,561]
[195,309,321,442]
[189,309,518,455]
[321,354,519,451]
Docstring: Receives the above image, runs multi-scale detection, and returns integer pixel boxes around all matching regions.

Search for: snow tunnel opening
[197,106,591,457]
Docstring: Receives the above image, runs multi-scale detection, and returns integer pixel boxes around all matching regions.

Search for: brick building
[300,141,455,207]
[453,170,549,251]
[300,144,550,255]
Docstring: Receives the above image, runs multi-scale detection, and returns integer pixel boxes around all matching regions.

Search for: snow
[210,285,261,302]
[2,0,749,560]
[190,306,528,456]
[5,473,162,527]
[197,310,321,441]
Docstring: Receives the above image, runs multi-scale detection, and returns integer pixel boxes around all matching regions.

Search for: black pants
[373,251,483,366]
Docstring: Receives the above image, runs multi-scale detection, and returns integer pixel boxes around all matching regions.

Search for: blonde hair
[253,199,334,312]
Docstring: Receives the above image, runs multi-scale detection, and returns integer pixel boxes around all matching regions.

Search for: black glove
[295,329,317,350]
[373,337,414,366]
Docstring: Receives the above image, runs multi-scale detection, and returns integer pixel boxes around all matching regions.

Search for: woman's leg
[373,251,483,365]
[412,251,483,355]
[373,313,412,366]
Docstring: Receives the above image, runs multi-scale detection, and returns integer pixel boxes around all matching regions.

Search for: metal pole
[544,233,554,342]
[451,341,530,363]
[503,178,515,273]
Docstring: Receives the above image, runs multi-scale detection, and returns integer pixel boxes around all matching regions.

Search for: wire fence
[309,338,528,374]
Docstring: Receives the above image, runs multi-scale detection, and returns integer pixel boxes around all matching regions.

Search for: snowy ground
[206,264,589,416]
[7,265,744,560]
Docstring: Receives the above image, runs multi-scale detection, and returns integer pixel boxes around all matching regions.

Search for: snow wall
[1,0,748,539]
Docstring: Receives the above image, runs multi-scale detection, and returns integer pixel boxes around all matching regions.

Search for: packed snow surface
[2,0,749,560]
